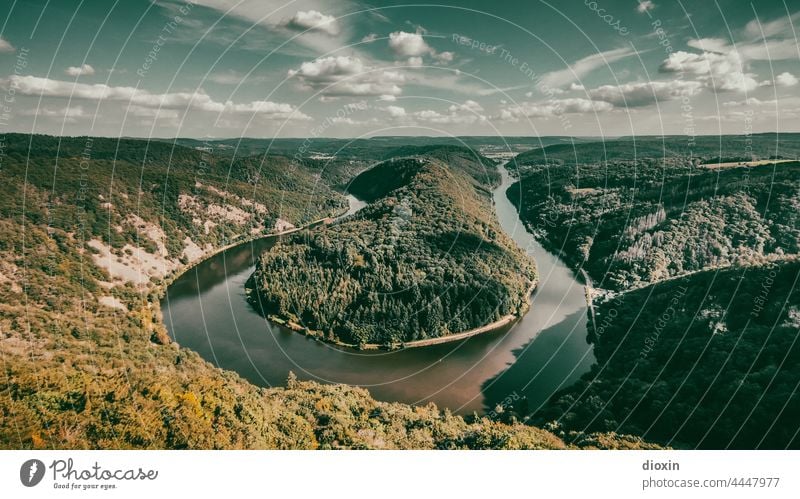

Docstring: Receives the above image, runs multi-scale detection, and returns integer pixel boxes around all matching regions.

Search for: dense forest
[535,262,800,449]
[509,154,800,290]
[1,133,657,449]
[505,135,800,449]
[250,152,536,346]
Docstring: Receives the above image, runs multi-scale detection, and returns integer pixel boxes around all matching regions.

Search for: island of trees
[249,151,536,347]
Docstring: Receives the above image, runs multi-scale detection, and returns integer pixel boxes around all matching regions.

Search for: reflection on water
[161,162,594,414]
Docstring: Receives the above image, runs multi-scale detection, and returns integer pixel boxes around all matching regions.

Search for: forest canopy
[250,154,536,346]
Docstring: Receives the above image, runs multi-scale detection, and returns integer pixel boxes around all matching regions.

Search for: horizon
[8,130,800,141]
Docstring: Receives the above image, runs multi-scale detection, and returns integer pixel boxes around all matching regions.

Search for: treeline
[535,261,800,449]
[251,154,536,346]
[514,134,800,166]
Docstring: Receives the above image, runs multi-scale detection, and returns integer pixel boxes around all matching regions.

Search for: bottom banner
[1,450,797,498]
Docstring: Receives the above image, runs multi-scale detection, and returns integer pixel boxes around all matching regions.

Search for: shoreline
[248,278,538,351]
[156,207,349,297]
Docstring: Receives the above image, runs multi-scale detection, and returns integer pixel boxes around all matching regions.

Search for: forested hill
[251,154,536,346]
[509,157,800,291]
[536,261,800,449]
[504,136,800,449]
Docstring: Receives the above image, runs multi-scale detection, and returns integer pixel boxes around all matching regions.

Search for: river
[161,162,594,415]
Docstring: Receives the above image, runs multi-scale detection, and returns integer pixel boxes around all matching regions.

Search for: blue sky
[0,0,798,138]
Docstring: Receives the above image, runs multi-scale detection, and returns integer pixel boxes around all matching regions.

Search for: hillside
[535,261,800,449]
[250,154,537,346]
[0,133,657,450]
[508,157,800,290]
[505,136,800,449]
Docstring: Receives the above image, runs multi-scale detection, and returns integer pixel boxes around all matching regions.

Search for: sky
[0,0,798,138]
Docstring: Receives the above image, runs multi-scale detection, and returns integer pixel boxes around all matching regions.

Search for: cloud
[540,47,636,88]
[385,105,406,117]
[449,99,483,113]
[288,56,405,97]
[637,1,655,13]
[126,105,180,119]
[207,69,270,85]
[776,72,799,87]
[587,80,702,107]
[5,75,309,119]
[186,0,357,54]
[65,64,95,77]
[283,10,339,36]
[0,36,14,53]
[569,83,585,91]
[744,11,800,39]
[361,33,378,43]
[388,31,454,65]
[687,36,798,61]
[499,98,613,120]
[410,108,485,125]
[686,38,730,53]
[660,50,758,92]
[21,105,88,121]
[389,31,430,57]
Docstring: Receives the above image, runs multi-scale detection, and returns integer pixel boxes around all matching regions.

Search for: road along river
[161,163,594,414]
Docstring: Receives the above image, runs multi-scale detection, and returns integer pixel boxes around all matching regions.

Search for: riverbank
[151,206,350,344]
[249,279,538,351]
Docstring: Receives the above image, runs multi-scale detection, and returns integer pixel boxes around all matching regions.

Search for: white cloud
[389,31,431,57]
[283,10,339,36]
[776,72,799,87]
[21,105,88,121]
[65,64,95,77]
[411,108,484,125]
[207,69,270,85]
[361,33,378,43]
[433,51,454,63]
[687,36,798,61]
[288,56,405,97]
[660,50,758,92]
[540,47,636,88]
[449,100,483,113]
[744,12,800,39]
[686,38,730,53]
[388,31,454,65]
[377,94,397,102]
[385,105,406,117]
[499,98,613,120]
[185,0,357,54]
[0,36,14,53]
[5,75,309,119]
[569,83,585,91]
[587,80,703,107]
[637,1,655,13]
